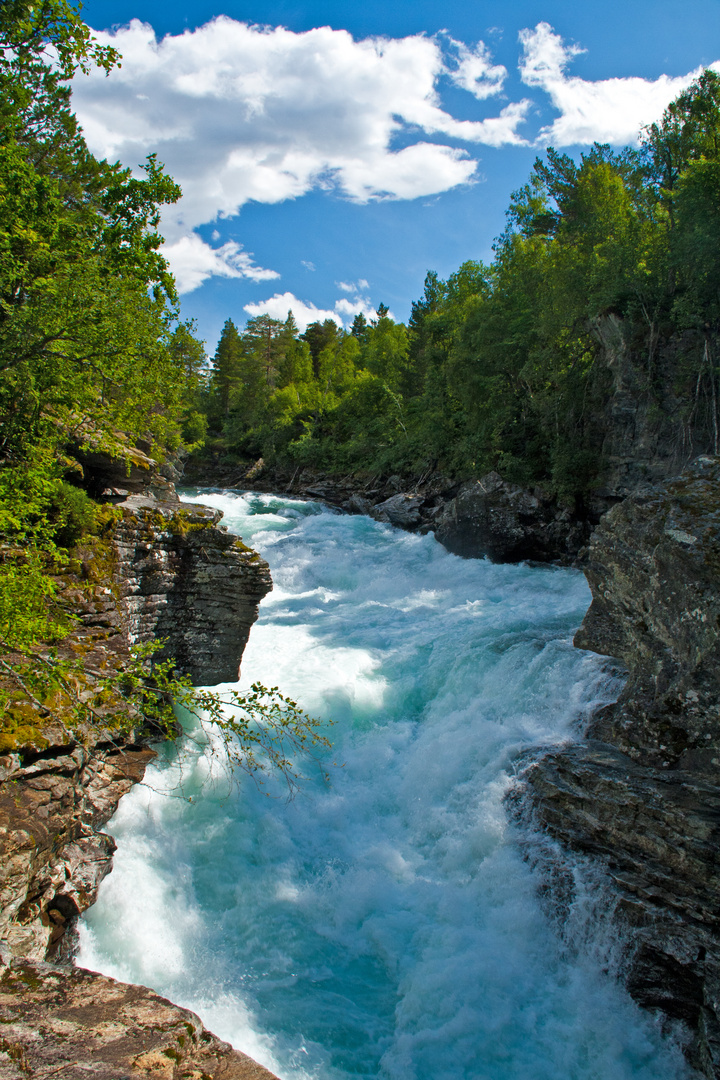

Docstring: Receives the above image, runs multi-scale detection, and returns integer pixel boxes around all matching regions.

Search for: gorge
[0,459,718,1078]
[71,485,707,1079]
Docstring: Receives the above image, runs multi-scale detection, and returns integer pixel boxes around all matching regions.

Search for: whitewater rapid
[77,491,693,1080]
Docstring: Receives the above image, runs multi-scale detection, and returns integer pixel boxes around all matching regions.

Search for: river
[77,491,692,1080]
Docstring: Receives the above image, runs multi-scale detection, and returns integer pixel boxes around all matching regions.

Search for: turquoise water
[78,491,692,1080]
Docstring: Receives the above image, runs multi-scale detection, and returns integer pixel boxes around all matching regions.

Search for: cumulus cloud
[70,15,719,293]
[164,235,279,294]
[519,22,717,147]
[73,18,528,225]
[447,38,507,99]
[244,292,343,331]
[244,289,383,331]
[70,18,536,289]
[334,296,381,322]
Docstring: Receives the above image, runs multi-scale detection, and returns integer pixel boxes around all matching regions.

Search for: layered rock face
[593,315,719,499]
[0,959,278,1079]
[113,495,272,684]
[0,494,272,962]
[525,457,720,1076]
[0,728,154,964]
[0,491,274,1076]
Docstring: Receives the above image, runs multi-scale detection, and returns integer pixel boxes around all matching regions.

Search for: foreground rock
[0,728,154,964]
[0,492,272,963]
[0,959,278,1079]
[524,456,720,1076]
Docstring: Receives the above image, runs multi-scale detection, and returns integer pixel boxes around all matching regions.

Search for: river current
[78,491,692,1080]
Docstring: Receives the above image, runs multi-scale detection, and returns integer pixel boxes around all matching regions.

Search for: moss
[0,726,48,754]
[166,509,215,537]
[230,538,253,554]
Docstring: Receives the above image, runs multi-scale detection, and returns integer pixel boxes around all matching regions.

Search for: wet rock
[0,959,279,1079]
[0,731,154,963]
[370,493,425,528]
[344,493,373,515]
[434,472,587,563]
[524,456,720,1076]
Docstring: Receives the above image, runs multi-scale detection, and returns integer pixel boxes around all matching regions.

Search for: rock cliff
[524,456,720,1076]
[433,472,589,563]
[0,488,275,1077]
[592,315,719,499]
[112,495,272,684]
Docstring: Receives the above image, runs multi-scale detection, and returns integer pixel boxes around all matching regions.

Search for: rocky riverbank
[523,456,720,1077]
[183,459,597,564]
[0,482,276,1078]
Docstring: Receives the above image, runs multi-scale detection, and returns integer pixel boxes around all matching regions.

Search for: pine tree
[211,319,243,419]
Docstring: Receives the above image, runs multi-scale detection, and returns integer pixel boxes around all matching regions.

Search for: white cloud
[447,38,507,100]
[73,18,527,224]
[243,290,384,331]
[301,260,316,271]
[163,235,279,294]
[334,296,382,322]
[519,22,717,147]
[70,15,719,293]
[71,18,535,288]
[244,292,344,332]
[336,279,371,294]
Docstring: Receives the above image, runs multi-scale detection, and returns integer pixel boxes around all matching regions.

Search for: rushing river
[78,491,692,1080]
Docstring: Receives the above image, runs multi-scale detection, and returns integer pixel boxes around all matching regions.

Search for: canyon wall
[524,456,720,1076]
[0,492,276,1079]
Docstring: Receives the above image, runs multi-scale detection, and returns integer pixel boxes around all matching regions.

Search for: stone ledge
[0,959,279,1080]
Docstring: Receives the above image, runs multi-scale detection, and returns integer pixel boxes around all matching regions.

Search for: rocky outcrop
[0,959,278,1079]
[184,460,593,563]
[592,315,719,500]
[0,492,271,961]
[370,492,426,528]
[524,456,720,1076]
[434,472,589,563]
[0,729,155,963]
[113,495,272,684]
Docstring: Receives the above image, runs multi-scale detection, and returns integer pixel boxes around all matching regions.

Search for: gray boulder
[434,472,576,562]
[370,492,425,528]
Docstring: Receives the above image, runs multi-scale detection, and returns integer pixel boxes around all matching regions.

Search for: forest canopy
[199,70,720,501]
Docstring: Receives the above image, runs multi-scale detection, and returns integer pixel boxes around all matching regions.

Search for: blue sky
[75,0,720,351]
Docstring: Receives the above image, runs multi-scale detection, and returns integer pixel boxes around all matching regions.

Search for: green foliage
[196,69,720,499]
[0,556,65,649]
[178,682,333,798]
[0,634,332,796]
[0,0,333,799]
